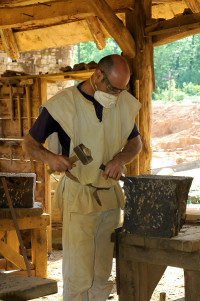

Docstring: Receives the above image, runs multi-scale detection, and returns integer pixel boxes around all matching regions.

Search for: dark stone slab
[0,173,36,208]
[123,175,193,238]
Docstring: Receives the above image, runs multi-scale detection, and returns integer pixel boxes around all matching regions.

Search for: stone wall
[0,46,74,99]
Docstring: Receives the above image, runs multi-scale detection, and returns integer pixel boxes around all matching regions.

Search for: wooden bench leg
[118,258,166,301]
[31,228,47,278]
[185,270,200,301]
[6,230,19,270]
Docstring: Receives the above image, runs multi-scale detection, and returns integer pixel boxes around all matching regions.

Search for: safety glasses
[100,69,129,94]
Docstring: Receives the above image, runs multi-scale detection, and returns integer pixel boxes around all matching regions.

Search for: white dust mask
[94,90,118,108]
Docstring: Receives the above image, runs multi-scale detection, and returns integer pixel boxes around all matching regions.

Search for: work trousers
[62,207,121,301]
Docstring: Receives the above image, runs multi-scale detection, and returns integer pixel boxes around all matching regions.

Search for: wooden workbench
[116,224,200,301]
[0,208,50,278]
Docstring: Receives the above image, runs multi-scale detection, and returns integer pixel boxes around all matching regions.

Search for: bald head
[97,54,130,90]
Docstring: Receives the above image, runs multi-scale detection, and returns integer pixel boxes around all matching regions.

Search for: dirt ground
[35,101,200,301]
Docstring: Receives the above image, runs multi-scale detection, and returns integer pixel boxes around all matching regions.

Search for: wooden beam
[0,214,50,231]
[0,28,19,60]
[89,0,136,58]
[126,0,153,175]
[86,16,106,50]
[145,12,200,46]
[185,0,200,13]
[0,0,135,29]
[152,2,187,20]
[0,240,34,271]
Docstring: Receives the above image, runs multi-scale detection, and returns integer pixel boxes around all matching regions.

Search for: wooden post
[125,0,153,175]
[160,292,166,301]
[6,230,19,270]
[185,270,200,301]
[126,80,140,176]
[39,78,52,253]
[31,228,47,278]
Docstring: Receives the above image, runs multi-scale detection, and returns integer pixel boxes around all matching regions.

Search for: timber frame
[1,0,200,175]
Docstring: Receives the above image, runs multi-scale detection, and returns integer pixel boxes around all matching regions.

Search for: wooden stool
[0,208,50,278]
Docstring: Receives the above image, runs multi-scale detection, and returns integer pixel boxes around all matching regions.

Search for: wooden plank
[119,226,200,253]
[0,70,94,82]
[31,229,47,277]
[89,0,136,58]
[14,19,108,52]
[120,244,200,271]
[0,240,34,271]
[3,269,36,276]
[185,0,200,13]
[148,12,200,46]
[86,16,106,50]
[0,274,57,300]
[0,28,19,60]
[0,0,134,29]
[0,214,50,231]
[0,208,43,219]
[152,1,186,20]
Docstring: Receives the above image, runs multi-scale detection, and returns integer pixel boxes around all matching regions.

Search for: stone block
[123,175,193,238]
[0,173,36,208]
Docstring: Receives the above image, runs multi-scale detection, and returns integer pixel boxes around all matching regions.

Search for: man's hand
[102,135,142,181]
[102,159,124,181]
[22,133,74,172]
[48,154,75,172]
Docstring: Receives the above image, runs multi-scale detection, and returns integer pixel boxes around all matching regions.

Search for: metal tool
[48,143,93,174]
[99,164,133,184]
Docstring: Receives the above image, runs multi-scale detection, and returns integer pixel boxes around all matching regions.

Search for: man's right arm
[22,134,73,172]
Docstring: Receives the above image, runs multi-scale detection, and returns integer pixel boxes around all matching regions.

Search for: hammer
[48,143,93,174]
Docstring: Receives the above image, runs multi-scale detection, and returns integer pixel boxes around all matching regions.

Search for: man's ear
[95,69,103,82]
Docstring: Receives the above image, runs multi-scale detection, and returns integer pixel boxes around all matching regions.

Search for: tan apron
[43,85,141,213]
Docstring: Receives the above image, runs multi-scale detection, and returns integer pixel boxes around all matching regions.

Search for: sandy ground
[34,250,185,301]
[34,102,200,301]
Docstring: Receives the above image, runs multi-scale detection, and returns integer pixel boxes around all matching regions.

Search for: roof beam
[89,0,136,58]
[86,16,106,50]
[145,12,200,46]
[0,0,135,29]
[185,0,200,13]
[0,28,19,59]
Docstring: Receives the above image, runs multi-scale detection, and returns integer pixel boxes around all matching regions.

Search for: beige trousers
[62,207,121,301]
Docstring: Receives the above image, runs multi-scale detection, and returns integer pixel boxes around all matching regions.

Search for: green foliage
[73,38,121,65]
[154,34,200,94]
[173,90,185,102]
[182,82,200,96]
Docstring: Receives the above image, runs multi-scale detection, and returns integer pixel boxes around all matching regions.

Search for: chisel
[99,164,133,184]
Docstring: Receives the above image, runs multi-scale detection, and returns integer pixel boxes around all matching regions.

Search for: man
[22,54,142,301]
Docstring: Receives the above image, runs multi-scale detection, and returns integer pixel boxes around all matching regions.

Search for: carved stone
[0,173,36,208]
[123,175,193,237]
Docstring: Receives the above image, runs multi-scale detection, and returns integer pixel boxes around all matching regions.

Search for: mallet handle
[48,155,79,174]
